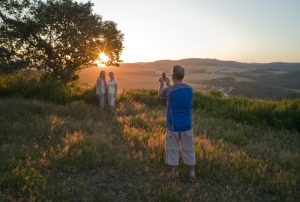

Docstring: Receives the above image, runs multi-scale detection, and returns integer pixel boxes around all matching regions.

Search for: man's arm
[159,77,171,99]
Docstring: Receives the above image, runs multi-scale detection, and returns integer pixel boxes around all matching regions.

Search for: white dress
[107,79,118,106]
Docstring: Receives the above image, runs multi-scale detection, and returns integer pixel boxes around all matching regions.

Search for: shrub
[117,89,300,131]
[193,92,300,131]
[75,86,99,105]
[118,89,163,107]
[208,88,223,97]
[0,73,73,104]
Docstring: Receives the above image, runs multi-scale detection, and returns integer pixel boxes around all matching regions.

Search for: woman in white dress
[107,72,118,113]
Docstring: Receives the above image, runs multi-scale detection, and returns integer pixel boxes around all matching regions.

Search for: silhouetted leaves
[0,0,124,83]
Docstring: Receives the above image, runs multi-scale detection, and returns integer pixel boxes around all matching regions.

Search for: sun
[95,52,110,67]
[99,52,109,63]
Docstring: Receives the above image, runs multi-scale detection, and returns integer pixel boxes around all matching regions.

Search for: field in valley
[79,59,300,99]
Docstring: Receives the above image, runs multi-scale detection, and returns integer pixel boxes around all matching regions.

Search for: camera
[162,72,166,81]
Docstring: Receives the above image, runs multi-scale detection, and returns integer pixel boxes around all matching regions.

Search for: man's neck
[173,80,183,85]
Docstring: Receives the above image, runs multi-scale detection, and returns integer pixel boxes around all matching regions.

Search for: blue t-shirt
[160,83,193,132]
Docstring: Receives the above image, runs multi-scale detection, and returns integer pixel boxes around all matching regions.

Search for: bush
[0,73,74,104]
[208,88,223,97]
[118,89,163,107]
[0,72,102,105]
[193,92,300,131]
[1,73,299,131]
[75,86,99,105]
[117,89,300,131]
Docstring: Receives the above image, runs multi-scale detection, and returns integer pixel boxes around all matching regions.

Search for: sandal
[168,170,180,182]
[189,170,197,183]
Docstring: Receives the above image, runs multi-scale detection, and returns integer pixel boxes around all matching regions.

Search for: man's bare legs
[189,165,196,182]
[169,166,180,181]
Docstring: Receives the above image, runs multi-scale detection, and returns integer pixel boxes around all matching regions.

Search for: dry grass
[1,90,299,201]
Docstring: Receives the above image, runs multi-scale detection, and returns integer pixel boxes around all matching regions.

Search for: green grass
[193,91,300,131]
[1,88,300,201]
[0,72,78,104]
[2,73,299,131]
[121,89,300,131]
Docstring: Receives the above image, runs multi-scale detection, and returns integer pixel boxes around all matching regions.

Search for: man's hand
[165,77,171,87]
[159,77,164,87]
[159,77,164,82]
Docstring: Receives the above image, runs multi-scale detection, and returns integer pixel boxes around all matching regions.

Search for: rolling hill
[79,58,300,99]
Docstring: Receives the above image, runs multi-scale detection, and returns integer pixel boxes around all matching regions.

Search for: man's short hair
[173,65,185,80]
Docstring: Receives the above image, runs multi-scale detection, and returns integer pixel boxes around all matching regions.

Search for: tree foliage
[0,0,124,83]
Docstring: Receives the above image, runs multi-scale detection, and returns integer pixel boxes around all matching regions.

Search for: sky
[90,0,300,63]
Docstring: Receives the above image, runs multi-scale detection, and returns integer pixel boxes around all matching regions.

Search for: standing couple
[96,71,118,113]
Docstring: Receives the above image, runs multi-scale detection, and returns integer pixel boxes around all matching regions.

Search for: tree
[0,0,124,83]
[0,0,32,73]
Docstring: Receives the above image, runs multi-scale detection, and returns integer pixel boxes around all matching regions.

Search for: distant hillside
[79,58,300,99]
[148,58,300,71]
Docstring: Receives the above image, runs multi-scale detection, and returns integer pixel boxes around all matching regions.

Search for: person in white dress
[96,71,107,111]
[107,72,118,113]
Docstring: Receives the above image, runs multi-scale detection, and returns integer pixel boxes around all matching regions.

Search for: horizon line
[119,57,300,65]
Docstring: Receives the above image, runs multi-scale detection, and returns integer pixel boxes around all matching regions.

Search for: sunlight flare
[99,52,109,63]
[95,52,110,67]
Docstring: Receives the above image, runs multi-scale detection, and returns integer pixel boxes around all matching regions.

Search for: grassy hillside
[1,86,300,201]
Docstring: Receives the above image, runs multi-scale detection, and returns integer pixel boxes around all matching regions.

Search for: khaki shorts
[165,129,196,166]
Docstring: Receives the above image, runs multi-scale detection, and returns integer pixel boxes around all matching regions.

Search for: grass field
[1,88,299,201]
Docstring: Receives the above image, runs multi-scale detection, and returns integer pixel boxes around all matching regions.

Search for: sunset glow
[92,0,300,63]
[98,52,109,63]
[95,52,109,67]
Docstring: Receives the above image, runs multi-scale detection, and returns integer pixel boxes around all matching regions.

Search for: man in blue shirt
[159,65,196,182]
